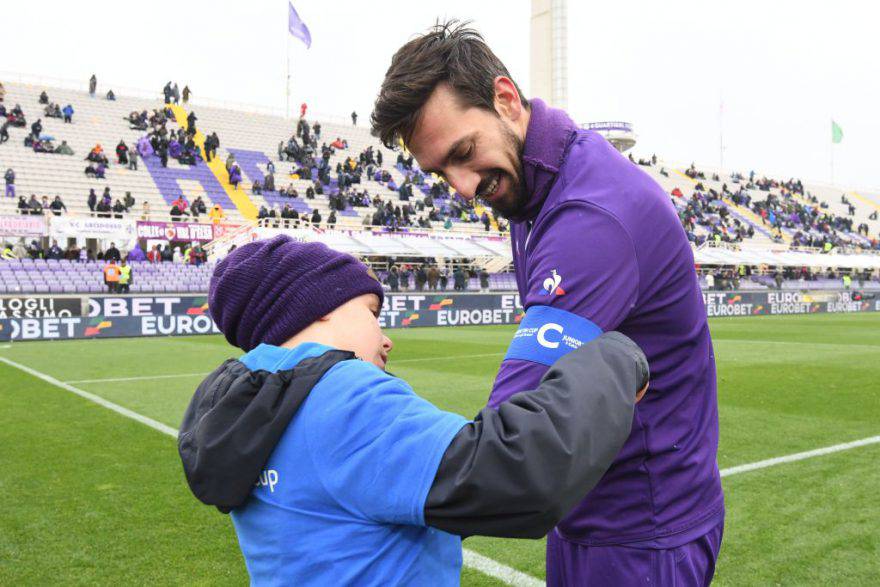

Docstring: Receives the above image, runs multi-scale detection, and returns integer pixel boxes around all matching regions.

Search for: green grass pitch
[1,313,879,585]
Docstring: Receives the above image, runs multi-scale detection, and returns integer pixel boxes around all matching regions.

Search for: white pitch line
[5,355,880,586]
[66,372,208,384]
[0,355,533,586]
[0,356,177,437]
[720,435,880,477]
[463,549,544,587]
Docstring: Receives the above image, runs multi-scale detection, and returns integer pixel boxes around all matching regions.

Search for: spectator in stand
[103,259,120,293]
[229,163,243,188]
[310,209,322,225]
[117,258,132,293]
[479,269,490,292]
[104,242,121,262]
[351,111,358,125]
[30,118,43,140]
[89,75,97,96]
[112,199,126,218]
[56,140,74,155]
[0,120,9,144]
[399,266,411,290]
[116,140,129,165]
[65,242,80,261]
[209,203,225,224]
[170,205,187,222]
[415,265,427,291]
[453,267,465,291]
[173,246,184,264]
[86,188,98,213]
[147,244,161,263]
[300,102,307,118]
[62,104,74,123]
[25,239,43,259]
[49,195,67,215]
[39,91,49,104]
[0,82,5,102]
[327,210,337,227]
[141,201,151,220]
[160,244,174,263]
[85,162,106,179]
[44,239,63,260]
[190,196,207,218]
[387,266,400,292]
[27,194,43,215]
[4,168,14,198]
[95,197,112,218]
[182,85,191,103]
[87,144,108,165]
[106,90,116,101]
[128,244,146,262]
[123,191,135,211]
[427,265,440,290]
[171,195,189,214]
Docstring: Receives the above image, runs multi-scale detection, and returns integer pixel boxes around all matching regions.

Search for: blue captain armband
[504,305,603,366]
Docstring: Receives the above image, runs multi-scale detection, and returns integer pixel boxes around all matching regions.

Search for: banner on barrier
[0,215,46,237]
[136,221,216,243]
[1,290,877,342]
[379,293,524,328]
[49,215,136,239]
[0,296,82,318]
[700,290,878,317]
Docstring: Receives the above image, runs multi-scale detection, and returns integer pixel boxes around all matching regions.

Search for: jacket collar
[514,98,579,222]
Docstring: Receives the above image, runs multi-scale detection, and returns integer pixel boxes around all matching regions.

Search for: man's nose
[383,336,394,353]
[445,168,481,200]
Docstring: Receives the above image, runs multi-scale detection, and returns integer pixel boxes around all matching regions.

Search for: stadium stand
[2,76,879,296]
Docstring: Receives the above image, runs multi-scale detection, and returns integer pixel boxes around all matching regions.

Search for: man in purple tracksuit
[372,22,724,585]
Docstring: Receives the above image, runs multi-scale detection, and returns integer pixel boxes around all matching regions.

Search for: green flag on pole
[831,120,843,144]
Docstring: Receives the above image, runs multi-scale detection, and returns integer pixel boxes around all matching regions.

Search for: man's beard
[475,122,528,220]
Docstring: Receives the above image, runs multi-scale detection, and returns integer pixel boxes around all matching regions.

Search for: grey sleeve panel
[424,331,648,539]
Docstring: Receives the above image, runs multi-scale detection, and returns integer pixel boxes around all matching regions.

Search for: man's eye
[455,145,474,162]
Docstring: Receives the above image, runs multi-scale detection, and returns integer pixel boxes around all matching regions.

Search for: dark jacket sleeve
[424,331,648,539]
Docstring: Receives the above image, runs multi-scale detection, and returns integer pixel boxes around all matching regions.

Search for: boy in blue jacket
[179,235,648,586]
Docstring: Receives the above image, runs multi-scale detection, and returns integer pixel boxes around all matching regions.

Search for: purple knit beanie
[208,235,385,351]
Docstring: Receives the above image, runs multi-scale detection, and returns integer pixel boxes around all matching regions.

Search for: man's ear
[493,76,525,123]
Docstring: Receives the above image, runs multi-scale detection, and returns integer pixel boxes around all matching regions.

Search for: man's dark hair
[371,20,528,149]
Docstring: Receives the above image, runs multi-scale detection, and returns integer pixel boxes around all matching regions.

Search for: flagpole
[830,141,834,186]
[718,90,724,171]
[286,28,291,119]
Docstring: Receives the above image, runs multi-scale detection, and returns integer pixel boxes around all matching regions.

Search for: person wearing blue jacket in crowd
[179,235,649,586]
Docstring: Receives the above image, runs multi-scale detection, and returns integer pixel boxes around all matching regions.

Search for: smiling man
[372,22,724,585]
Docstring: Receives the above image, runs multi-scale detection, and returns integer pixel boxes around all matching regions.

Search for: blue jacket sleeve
[305,360,467,526]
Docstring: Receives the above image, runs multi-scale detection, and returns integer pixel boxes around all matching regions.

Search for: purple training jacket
[489,98,724,547]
